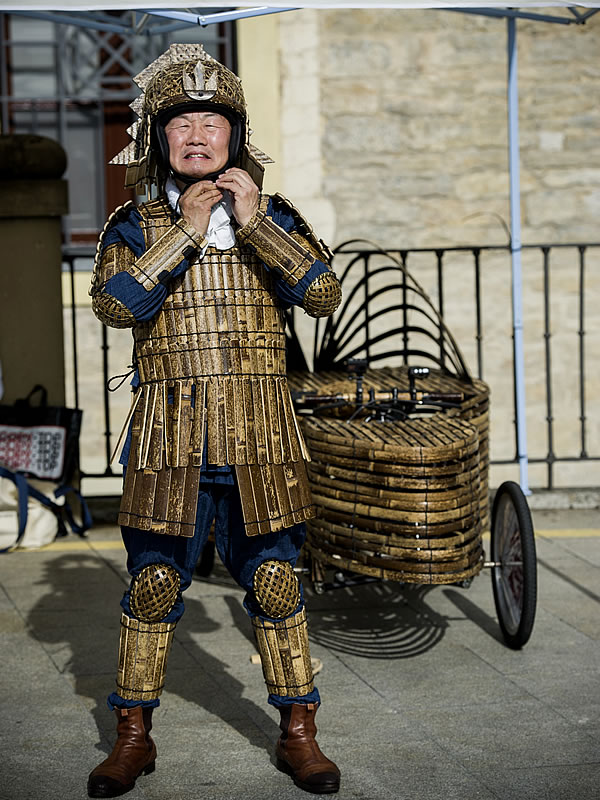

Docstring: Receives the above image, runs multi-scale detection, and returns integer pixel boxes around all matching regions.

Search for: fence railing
[63,245,119,479]
[63,240,600,490]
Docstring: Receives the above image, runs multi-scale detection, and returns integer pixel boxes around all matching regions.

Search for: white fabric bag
[0,474,63,551]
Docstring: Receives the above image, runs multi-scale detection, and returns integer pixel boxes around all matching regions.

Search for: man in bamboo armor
[87,44,342,798]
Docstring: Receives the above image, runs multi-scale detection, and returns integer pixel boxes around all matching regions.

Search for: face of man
[164,111,231,180]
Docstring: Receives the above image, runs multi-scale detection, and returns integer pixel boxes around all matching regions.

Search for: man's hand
[216,168,259,227]
[179,180,223,235]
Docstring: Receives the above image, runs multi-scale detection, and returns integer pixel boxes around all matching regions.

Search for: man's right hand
[179,181,223,235]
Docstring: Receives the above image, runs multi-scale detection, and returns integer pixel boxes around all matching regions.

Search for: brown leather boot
[87,706,156,798]
[276,703,340,794]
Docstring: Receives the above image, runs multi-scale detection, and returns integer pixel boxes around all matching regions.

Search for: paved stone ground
[0,508,598,800]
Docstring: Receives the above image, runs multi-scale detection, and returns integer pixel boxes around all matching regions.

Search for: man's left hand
[216,168,259,227]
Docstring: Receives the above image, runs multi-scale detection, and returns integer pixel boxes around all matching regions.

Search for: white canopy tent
[1,3,600,33]
[1,2,598,492]
[2,2,600,11]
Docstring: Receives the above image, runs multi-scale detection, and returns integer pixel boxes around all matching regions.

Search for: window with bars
[0,11,237,243]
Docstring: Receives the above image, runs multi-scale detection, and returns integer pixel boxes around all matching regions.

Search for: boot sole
[276,757,340,794]
[87,760,155,798]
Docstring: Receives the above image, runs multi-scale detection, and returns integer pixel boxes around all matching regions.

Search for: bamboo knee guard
[116,564,180,702]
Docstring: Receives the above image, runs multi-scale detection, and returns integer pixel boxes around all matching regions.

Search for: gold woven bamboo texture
[299,406,485,585]
[252,607,314,696]
[116,613,176,701]
[289,365,490,530]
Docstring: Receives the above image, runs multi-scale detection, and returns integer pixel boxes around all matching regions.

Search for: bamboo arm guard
[126,219,207,291]
[236,208,316,287]
[236,207,342,317]
[91,221,208,328]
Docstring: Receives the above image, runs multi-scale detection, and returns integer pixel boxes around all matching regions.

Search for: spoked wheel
[491,481,537,649]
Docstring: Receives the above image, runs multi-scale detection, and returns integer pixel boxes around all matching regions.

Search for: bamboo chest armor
[119,200,314,537]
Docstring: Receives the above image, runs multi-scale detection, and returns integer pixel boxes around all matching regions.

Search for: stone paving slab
[0,511,598,800]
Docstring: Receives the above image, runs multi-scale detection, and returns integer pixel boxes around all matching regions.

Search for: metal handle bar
[293,390,464,406]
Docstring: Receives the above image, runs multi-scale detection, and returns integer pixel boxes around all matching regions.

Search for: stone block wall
[315,9,600,248]
[278,9,600,489]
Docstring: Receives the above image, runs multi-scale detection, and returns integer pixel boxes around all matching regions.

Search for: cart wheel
[491,481,537,649]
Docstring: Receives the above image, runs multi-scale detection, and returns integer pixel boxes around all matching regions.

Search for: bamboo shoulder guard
[91,201,136,292]
[90,201,138,327]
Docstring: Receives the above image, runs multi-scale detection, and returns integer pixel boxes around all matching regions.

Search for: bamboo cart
[287,242,537,649]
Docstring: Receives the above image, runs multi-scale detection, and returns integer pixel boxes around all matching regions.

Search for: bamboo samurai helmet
[110,43,272,193]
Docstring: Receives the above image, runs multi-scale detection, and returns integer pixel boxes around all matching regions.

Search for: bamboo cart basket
[291,365,490,532]
[291,369,487,586]
[287,242,537,648]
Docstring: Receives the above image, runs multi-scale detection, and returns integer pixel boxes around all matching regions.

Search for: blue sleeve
[102,207,146,257]
[265,198,330,310]
[100,206,189,323]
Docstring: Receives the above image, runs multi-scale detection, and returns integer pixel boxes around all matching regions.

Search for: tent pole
[507,16,530,494]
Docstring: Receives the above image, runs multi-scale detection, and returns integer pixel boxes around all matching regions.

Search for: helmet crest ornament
[182,60,218,101]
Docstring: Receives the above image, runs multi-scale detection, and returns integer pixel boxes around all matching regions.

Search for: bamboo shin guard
[116,613,176,702]
[252,607,314,697]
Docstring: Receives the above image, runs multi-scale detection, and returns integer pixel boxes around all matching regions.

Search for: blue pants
[108,480,320,710]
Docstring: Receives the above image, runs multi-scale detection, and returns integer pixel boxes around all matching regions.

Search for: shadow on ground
[25,554,278,759]
[304,578,450,658]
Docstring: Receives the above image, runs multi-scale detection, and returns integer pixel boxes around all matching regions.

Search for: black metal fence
[63,240,600,490]
[63,245,118,479]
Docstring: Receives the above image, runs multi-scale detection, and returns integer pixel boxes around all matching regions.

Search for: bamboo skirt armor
[94,198,317,538]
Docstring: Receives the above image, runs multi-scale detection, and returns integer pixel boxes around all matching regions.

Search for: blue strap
[0,468,93,552]
[26,482,92,536]
[54,485,93,536]
[0,466,30,551]
[26,483,62,513]
[25,481,68,538]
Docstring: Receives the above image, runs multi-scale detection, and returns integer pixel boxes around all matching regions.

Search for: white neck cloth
[165,176,236,250]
